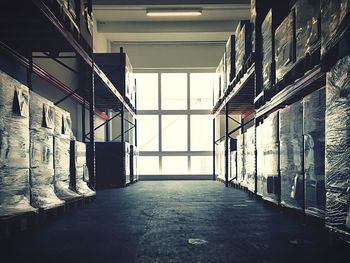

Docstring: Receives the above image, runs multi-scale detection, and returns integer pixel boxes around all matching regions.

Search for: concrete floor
[0,181,349,263]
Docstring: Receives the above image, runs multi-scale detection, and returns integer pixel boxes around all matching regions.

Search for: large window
[136,71,214,176]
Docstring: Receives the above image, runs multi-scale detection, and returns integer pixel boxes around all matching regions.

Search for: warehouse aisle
[1,181,349,263]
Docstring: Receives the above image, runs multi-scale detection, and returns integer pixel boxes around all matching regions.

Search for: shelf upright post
[27,52,33,90]
[225,105,229,187]
[88,57,96,190]
[213,116,216,181]
[134,78,137,148]
[120,47,126,181]
[82,97,86,143]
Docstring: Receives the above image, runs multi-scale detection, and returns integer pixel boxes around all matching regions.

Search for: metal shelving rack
[0,0,137,190]
[211,63,256,187]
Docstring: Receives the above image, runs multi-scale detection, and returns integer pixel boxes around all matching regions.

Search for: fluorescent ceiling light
[146,9,202,17]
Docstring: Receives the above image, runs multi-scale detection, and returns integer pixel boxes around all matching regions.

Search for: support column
[225,106,229,187]
[213,117,216,181]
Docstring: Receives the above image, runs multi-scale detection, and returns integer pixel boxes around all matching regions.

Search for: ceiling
[93,0,250,43]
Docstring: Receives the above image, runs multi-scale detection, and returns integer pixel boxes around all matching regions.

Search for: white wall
[93,18,110,53]
[111,42,225,69]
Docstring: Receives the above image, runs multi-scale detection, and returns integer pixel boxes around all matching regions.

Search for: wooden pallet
[64,196,84,211]
[83,193,96,205]
[231,52,256,89]
[0,211,37,237]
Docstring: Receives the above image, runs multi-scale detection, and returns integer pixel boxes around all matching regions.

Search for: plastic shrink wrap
[235,21,251,74]
[225,35,236,84]
[294,0,320,62]
[219,57,226,97]
[53,106,80,200]
[214,66,221,102]
[303,88,326,218]
[262,10,274,93]
[275,11,295,82]
[30,92,64,209]
[250,0,257,54]
[230,151,237,182]
[228,138,237,182]
[237,133,245,186]
[256,124,264,196]
[262,111,280,204]
[245,126,256,192]
[54,106,74,139]
[216,141,225,181]
[321,0,350,56]
[325,55,350,241]
[0,70,36,216]
[72,140,95,196]
[279,101,304,210]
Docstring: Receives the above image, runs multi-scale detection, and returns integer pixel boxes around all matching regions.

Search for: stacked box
[325,55,350,240]
[275,11,295,82]
[245,127,256,193]
[214,66,221,103]
[53,106,80,201]
[256,124,264,196]
[251,0,271,54]
[280,102,304,210]
[230,151,237,182]
[262,111,280,204]
[321,0,350,56]
[125,143,131,184]
[235,21,252,74]
[294,0,320,62]
[29,92,64,209]
[216,141,225,181]
[237,133,245,186]
[130,145,138,183]
[262,10,274,93]
[71,141,95,196]
[225,35,236,84]
[250,0,257,54]
[219,56,226,97]
[228,138,237,182]
[0,71,36,216]
[94,53,136,108]
[303,88,326,218]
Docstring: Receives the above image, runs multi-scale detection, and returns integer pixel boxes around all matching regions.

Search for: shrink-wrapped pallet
[0,70,36,216]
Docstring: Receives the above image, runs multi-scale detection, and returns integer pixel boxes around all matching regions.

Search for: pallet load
[275,10,295,83]
[230,151,237,182]
[130,145,138,183]
[29,92,64,209]
[53,106,81,201]
[71,141,95,196]
[225,35,236,85]
[216,141,225,182]
[261,10,275,97]
[262,111,280,204]
[256,124,264,196]
[303,88,326,218]
[320,0,350,57]
[279,101,304,211]
[229,138,237,182]
[245,126,256,193]
[293,0,320,64]
[95,142,131,188]
[237,133,245,187]
[235,20,252,75]
[0,71,36,216]
[94,53,136,109]
[325,55,350,242]
[219,56,226,98]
